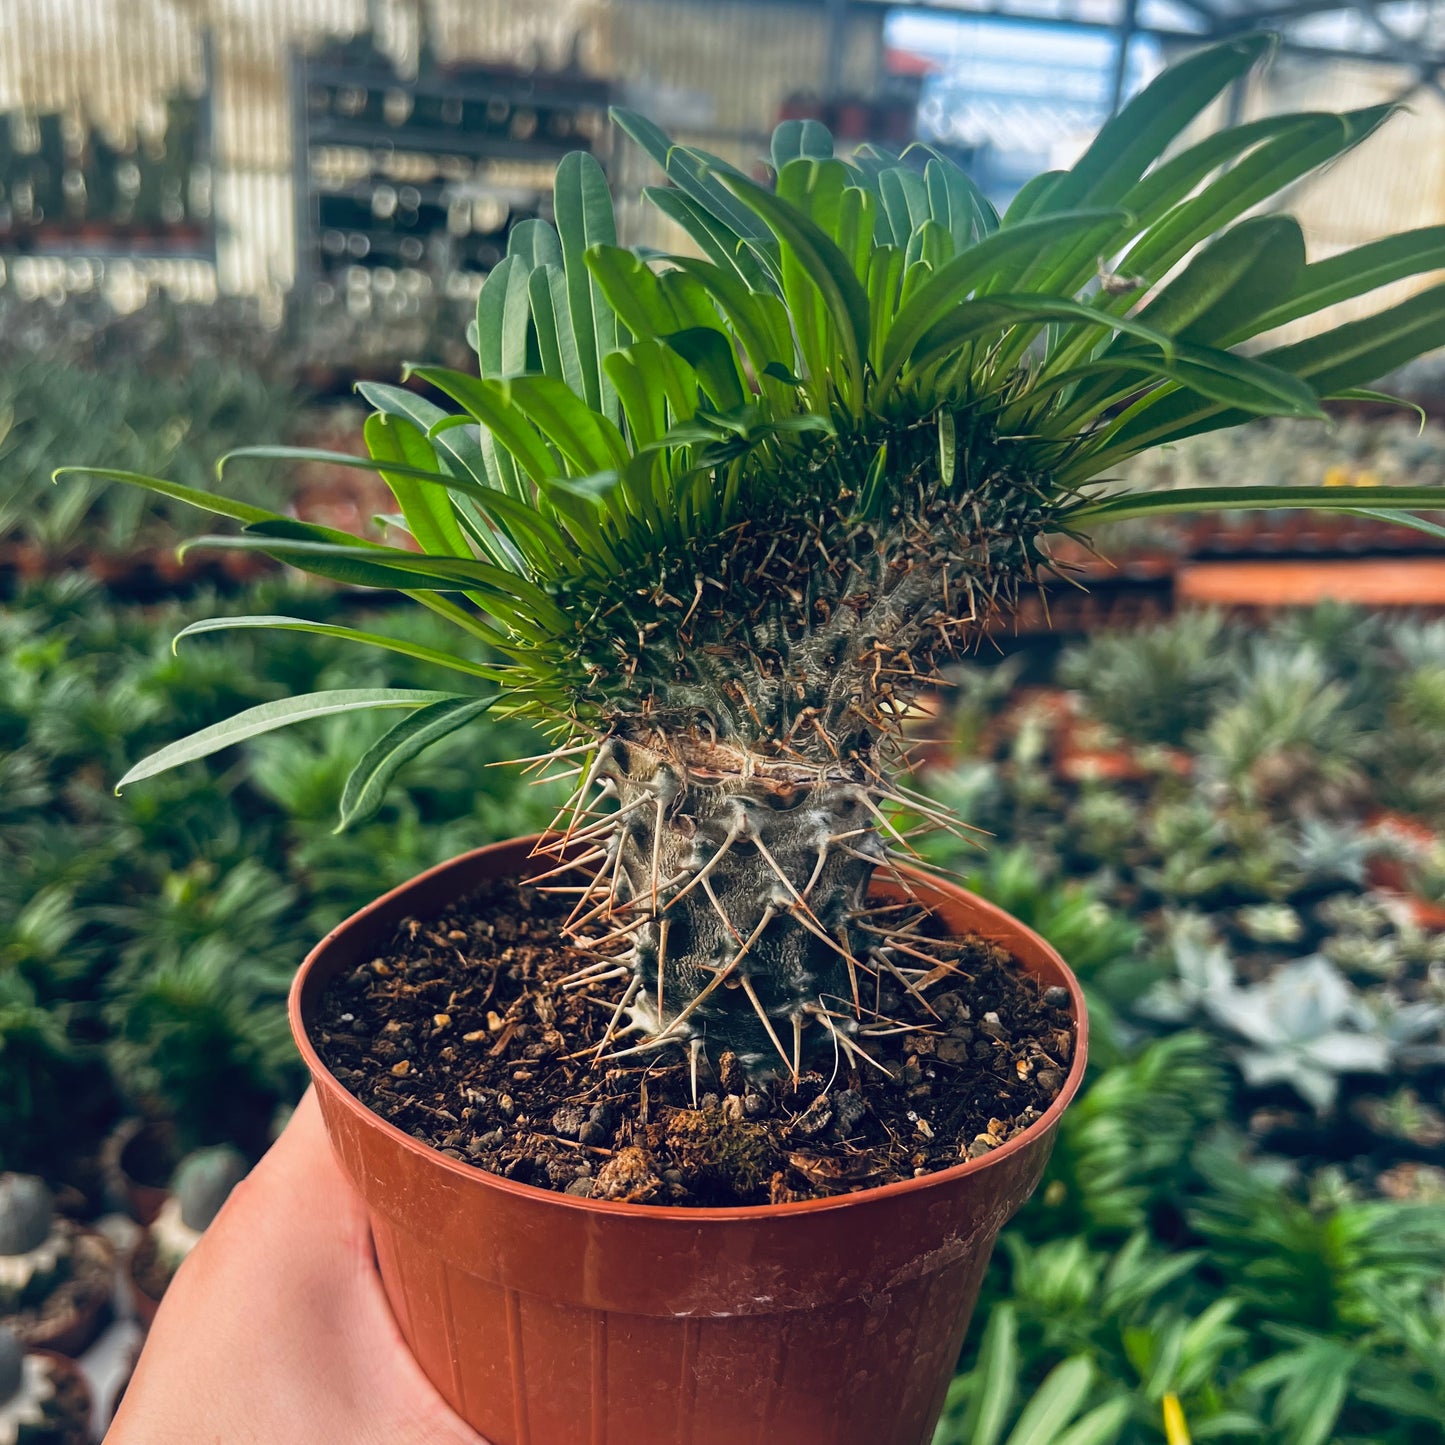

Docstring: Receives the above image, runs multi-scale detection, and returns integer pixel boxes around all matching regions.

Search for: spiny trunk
[550,735,896,1078]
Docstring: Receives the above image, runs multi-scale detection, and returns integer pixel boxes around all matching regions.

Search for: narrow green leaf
[1123,106,1394,286]
[528,263,587,398]
[337,696,496,830]
[1227,225,1445,342]
[357,382,496,495]
[1051,1397,1132,1445]
[409,366,559,484]
[1051,34,1272,210]
[642,185,777,293]
[907,293,1179,378]
[771,118,833,170]
[716,169,870,406]
[611,107,772,246]
[877,209,1127,393]
[172,615,501,680]
[506,217,563,269]
[1069,484,1445,528]
[555,151,621,419]
[365,412,473,559]
[53,466,273,526]
[503,374,631,474]
[956,1305,1018,1445]
[925,155,997,248]
[117,689,460,790]
[1004,1356,1094,1445]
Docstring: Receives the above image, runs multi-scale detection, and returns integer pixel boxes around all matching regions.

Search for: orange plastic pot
[291,837,1088,1445]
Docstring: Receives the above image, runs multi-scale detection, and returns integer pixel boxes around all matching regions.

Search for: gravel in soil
[313,877,1075,1207]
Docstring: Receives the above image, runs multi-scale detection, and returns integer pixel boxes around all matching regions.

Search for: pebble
[830,1089,867,1136]
[551,1105,586,1139]
[564,1177,595,1198]
[579,1122,608,1146]
[793,1095,833,1138]
[1044,986,1070,1009]
[743,1093,768,1118]
[1037,1069,1064,1096]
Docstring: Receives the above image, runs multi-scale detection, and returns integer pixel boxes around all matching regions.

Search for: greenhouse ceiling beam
[855,0,1445,71]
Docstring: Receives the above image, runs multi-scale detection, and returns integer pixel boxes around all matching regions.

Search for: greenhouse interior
[3,1,1445,1442]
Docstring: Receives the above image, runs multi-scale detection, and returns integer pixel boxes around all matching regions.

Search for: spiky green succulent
[69,35,1445,1078]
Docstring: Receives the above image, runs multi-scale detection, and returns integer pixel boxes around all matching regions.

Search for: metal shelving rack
[291,37,611,297]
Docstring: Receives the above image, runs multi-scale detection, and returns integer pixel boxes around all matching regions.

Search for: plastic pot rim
[289,834,1088,1224]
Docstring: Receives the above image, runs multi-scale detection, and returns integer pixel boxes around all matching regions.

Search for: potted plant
[0,1325,93,1445]
[0,1177,114,1359]
[126,1146,249,1327]
[69,34,1445,1445]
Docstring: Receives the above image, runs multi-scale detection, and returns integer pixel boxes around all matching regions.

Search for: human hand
[106,1087,486,1444]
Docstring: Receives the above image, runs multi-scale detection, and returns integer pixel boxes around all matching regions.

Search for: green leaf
[409,366,559,485]
[1122,106,1394,287]
[53,466,274,526]
[906,293,1180,378]
[925,155,998,247]
[184,531,568,635]
[1051,1399,1131,1445]
[475,252,533,380]
[172,615,501,680]
[1224,224,1445,343]
[337,696,497,830]
[1051,34,1272,211]
[1346,506,1445,542]
[357,382,495,495]
[662,326,746,412]
[503,374,631,475]
[877,166,930,250]
[611,107,772,249]
[528,263,587,398]
[116,689,461,790]
[771,118,833,170]
[1004,1357,1094,1445]
[876,210,1128,394]
[1084,284,1445,468]
[365,412,473,559]
[1138,216,1307,346]
[956,1304,1018,1445]
[716,169,871,407]
[1069,484,1445,528]
[641,185,776,293]
[555,151,622,420]
[506,217,563,270]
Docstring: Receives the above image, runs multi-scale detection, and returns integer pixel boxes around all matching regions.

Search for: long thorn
[592,975,642,1060]
[661,905,775,1038]
[664,823,741,910]
[737,971,795,1083]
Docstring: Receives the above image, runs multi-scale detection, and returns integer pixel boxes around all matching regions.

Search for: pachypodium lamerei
[73,34,1445,1081]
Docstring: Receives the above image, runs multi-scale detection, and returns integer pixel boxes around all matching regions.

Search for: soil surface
[3,1226,114,1350]
[313,877,1075,1207]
